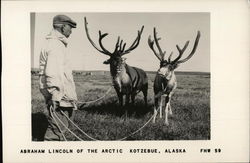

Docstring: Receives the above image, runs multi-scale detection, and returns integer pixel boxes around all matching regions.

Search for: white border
[2,0,249,162]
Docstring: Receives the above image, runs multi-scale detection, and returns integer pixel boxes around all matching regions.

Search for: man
[39,15,78,141]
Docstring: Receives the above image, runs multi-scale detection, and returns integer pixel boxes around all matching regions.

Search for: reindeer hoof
[165,121,169,126]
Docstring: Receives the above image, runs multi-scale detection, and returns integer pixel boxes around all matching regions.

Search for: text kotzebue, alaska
[20,148,187,154]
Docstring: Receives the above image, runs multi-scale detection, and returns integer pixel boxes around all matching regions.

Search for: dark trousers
[40,88,75,141]
[44,105,74,141]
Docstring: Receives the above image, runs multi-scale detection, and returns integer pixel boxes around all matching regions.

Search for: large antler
[148,27,172,61]
[171,31,201,64]
[85,17,143,56]
[84,17,112,56]
[114,26,144,56]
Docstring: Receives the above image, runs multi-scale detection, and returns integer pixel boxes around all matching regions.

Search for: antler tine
[98,30,112,55]
[113,36,126,55]
[153,27,165,60]
[171,40,190,64]
[148,35,162,61]
[128,26,144,48]
[120,25,144,56]
[84,17,111,56]
[121,43,126,52]
[113,36,120,53]
[175,31,201,64]
[119,39,124,52]
[167,51,173,63]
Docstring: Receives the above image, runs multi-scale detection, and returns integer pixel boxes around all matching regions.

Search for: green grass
[31,71,210,141]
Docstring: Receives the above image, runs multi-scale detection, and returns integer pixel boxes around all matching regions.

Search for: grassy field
[32,71,210,141]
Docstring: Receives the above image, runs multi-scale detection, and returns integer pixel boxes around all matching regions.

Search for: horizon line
[31,67,210,74]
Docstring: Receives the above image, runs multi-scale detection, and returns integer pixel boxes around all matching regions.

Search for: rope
[49,105,67,141]
[60,110,99,141]
[44,85,112,141]
[53,110,84,141]
[49,85,159,141]
[116,110,157,141]
[77,86,112,107]
[60,107,159,141]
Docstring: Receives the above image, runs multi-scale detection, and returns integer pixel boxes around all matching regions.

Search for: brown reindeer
[148,27,201,125]
[84,17,148,107]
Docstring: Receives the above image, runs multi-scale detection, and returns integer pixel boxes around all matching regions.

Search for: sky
[31,12,210,72]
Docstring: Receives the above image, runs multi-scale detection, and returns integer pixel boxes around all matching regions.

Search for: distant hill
[31,68,210,76]
[145,70,210,75]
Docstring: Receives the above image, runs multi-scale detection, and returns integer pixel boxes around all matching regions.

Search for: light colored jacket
[39,29,77,108]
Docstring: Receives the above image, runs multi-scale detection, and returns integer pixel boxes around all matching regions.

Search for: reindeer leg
[168,92,174,115]
[125,94,130,106]
[144,96,148,106]
[165,102,169,125]
[142,84,148,106]
[168,102,172,115]
[131,92,136,105]
[115,88,123,107]
[153,97,158,123]
[124,94,131,118]
[165,95,170,125]
[119,94,123,107]
[159,96,163,118]
[153,106,157,123]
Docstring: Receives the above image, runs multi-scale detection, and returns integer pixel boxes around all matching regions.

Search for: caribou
[148,27,201,125]
[84,17,148,106]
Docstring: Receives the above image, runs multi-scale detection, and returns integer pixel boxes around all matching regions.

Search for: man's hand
[48,100,59,110]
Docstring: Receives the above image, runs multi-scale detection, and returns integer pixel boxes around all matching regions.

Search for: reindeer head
[103,56,127,75]
[84,17,144,75]
[148,28,201,80]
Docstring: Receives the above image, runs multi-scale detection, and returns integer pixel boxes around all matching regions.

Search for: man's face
[62,24,72,38]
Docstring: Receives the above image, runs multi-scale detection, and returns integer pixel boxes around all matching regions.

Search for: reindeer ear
[103,59,110,64]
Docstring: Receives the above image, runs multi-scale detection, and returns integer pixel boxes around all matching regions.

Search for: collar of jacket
[46,29,68,46]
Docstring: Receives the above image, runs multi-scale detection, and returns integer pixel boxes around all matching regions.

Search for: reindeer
[148,27,201,125]
[84,17,148,107]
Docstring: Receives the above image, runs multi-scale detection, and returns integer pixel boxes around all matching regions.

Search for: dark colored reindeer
[148,28,201,125]
[84,17,148,106]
